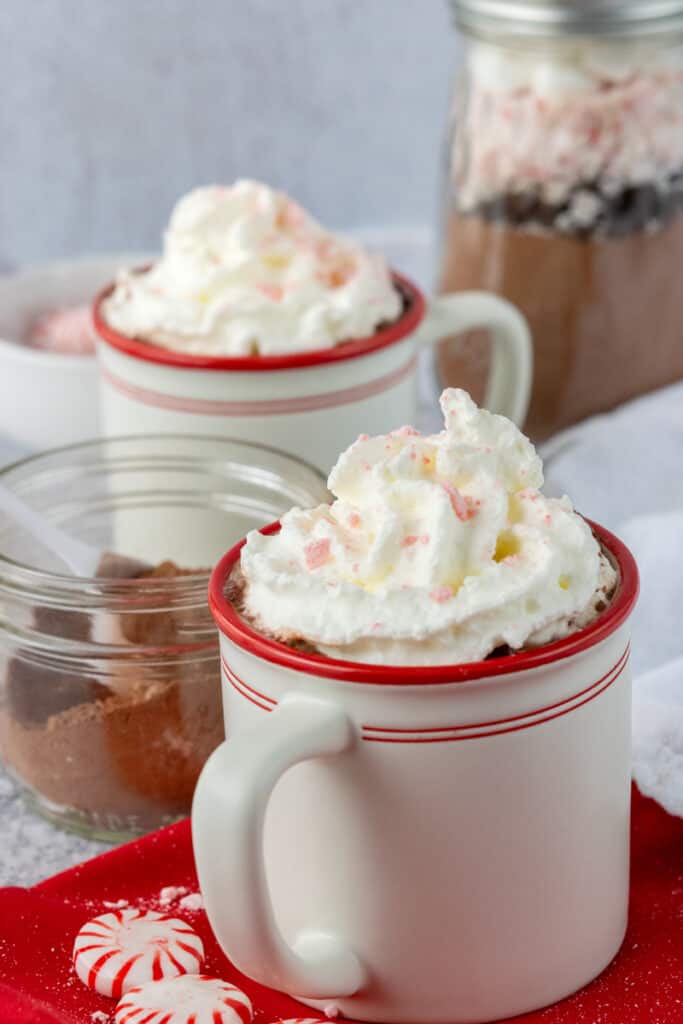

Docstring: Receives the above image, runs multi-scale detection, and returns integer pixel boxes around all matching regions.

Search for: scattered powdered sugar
[179,892,204,912]
[91,1012,110,1023]
[102,899,129,909]
[158,885,189,905]
[156,885,203,911]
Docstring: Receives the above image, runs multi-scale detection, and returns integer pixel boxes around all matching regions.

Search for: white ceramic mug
[94,272,532,473]
[193,521,639,1024]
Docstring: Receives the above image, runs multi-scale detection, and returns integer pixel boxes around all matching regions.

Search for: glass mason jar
[438,0,683,440]
[0,436,328,841]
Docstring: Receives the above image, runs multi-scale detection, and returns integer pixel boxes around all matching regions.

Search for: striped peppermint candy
[114,975,253,1024]
[72,907,204,998]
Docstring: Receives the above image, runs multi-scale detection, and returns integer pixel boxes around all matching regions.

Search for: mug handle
[418,291,533,426]
[192,693,366,1000]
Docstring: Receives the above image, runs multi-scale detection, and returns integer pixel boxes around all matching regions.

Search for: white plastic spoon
[0,481,149,578]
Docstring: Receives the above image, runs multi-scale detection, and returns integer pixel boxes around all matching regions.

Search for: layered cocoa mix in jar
[439,1,683,440]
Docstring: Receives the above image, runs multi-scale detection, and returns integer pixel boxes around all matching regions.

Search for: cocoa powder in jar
[0,561,223,834]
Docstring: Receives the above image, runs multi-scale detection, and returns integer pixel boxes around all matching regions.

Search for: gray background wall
[0,1,454,266]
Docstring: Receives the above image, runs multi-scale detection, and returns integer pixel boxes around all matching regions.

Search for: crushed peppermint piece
[441,482,480,522]
[179,893,204,912]
[304,538,332,570]
[401,535,419,548]
[258,283,284,302]
[158,886,189,906]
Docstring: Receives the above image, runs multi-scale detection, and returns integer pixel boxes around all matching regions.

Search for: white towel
[542,381,683,816]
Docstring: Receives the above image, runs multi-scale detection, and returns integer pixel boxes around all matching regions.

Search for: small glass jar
[438,0,683,440]
[0,436,328,841]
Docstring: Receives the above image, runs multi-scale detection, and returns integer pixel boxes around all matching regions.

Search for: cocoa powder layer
[0,561,223,832]
[438,209,683,440]
[0,669,223,821]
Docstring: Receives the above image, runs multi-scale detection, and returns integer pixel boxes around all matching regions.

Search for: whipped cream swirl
[103,181,402,357]
[240,390,616,665]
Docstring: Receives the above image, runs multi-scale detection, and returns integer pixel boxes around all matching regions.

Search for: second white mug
[94,271,531,473]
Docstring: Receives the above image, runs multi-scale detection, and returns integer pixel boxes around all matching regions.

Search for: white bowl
[0,255,150,452]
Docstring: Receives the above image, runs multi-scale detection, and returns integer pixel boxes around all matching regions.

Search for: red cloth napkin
[0,786,681,1023]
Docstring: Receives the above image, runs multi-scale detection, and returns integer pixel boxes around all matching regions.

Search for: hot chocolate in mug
[193,521,639,1024]
[94,272,531,473]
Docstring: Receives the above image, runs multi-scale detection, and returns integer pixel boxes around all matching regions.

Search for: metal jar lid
[450,1,683,37]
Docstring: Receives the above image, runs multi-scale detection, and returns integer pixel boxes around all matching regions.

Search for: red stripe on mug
[101,355,417,417]
[362,653,629,744]
[220,647,629,741]
[222,660,276,712]
[362,644,630,737]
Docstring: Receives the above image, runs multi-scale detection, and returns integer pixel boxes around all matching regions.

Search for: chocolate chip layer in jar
[438,1,683,440]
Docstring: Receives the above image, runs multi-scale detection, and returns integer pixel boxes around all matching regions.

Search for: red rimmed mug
[93,272,531,473]
[193,521,639,1023]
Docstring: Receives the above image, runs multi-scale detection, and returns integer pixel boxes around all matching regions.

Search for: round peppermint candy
[114,975,253,1024]
[73,907,204,998]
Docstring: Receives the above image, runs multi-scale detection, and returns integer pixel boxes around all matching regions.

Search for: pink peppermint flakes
[391,425,420,438]
[258,283,284,302]
[357,433,369,442]
[401,535,419,548]
[278,200,305,231]
[430,585,453,603]
[304,538,332,570]
[348,512,362,528]
[442,482,478,522]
